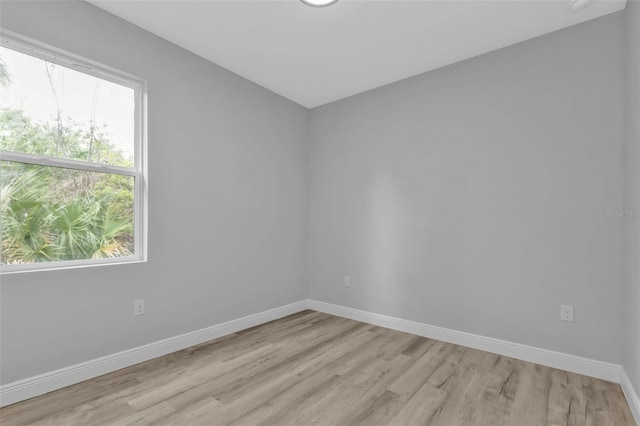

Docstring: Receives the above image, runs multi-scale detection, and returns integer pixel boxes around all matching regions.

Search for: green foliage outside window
[0,59,136,265]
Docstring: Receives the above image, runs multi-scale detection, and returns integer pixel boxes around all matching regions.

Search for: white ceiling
[89,0,626,108]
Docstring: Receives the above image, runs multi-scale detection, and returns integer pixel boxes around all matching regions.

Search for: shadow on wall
[362,172,403,311]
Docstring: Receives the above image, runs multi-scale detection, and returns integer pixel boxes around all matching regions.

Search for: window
[0,33,146,273]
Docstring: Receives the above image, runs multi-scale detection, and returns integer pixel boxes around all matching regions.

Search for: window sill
[0,258,147,275]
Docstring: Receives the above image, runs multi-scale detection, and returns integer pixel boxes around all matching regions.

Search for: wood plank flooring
[0,310,635,426]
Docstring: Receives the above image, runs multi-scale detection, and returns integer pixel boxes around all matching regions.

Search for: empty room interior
[0,0,639,424]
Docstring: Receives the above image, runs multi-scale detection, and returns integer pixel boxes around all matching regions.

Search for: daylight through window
[0,35,146,272]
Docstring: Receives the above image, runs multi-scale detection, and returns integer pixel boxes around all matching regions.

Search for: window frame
[0,30,148,274]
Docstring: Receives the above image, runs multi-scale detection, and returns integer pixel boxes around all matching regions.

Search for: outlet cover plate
[561,305,574,322]
[134,299,145,316]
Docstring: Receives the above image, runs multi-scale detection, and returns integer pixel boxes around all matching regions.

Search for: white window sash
[0,151,138,177]
[0,30,148,274]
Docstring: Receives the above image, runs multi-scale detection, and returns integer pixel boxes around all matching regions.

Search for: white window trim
[0,30,148,274]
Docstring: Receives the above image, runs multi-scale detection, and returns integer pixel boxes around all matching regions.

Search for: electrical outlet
[134,299,145,316]
[344,276,351,287]
[560,305,574,322]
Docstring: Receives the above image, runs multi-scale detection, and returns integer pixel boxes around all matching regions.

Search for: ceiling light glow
[570,0,591,10]
[301,0,339,7]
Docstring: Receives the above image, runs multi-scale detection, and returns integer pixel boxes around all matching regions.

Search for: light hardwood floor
[0,310,635,426]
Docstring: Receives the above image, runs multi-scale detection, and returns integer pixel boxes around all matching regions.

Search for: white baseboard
[306,300,623,384]
[0,300,308,408]
[308,300,640,423]
[2,297,638,425]
[621,369,640,424]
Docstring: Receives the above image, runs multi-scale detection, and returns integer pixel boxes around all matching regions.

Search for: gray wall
[308,13,625,363]
[624,0,640,396]
[0,1,309,384]
[0,0,631,388]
